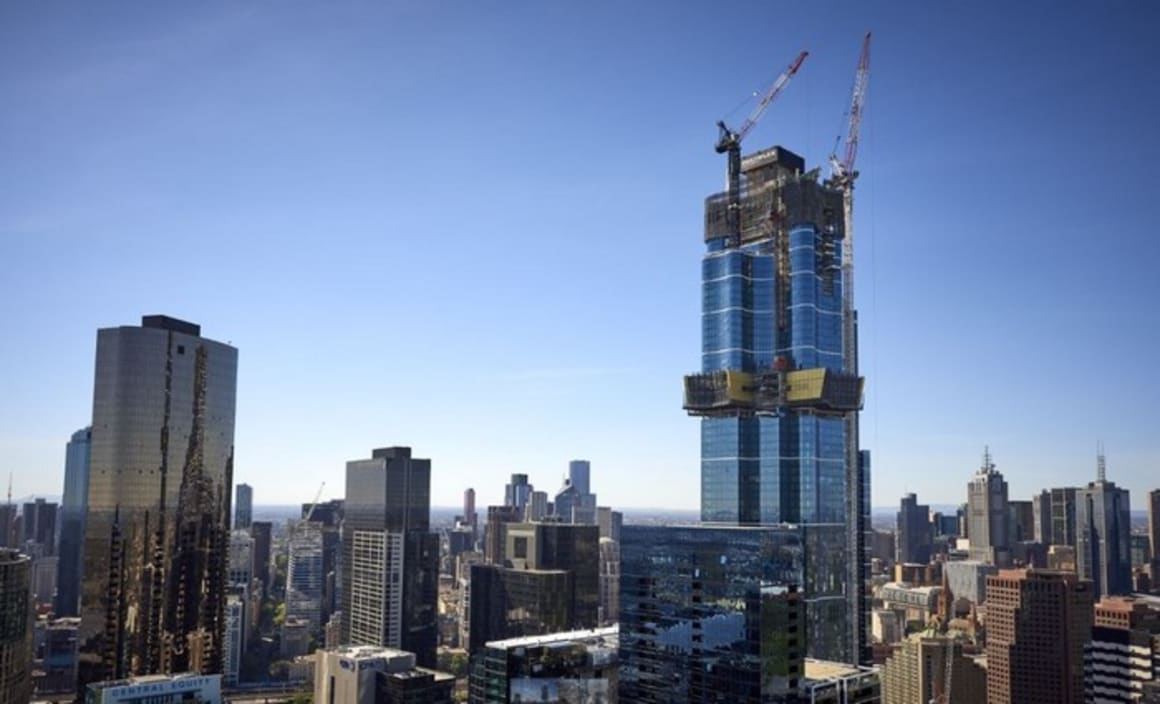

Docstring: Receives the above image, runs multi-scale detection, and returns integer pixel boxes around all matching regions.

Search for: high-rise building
[880,634,987,704]
[302,499,343,627]
[1008,499,1035,543]
[56,426,91,617]
[1032,490,1052,545]
[78,315,238,687]
[985,569,1093,704]
[681,146,867,664]
[504,474,531,515]
[618,524,806,703]
[483,505,521,564]
[33,616,80,696]
[248,521,272,594]
[1077,455,1132,599]
[234,484,252,530]
[896,493,932,565]
[468,626,617,704]
[0,549,32,704]
[598,537,619,626]
[966,448,1009,564]
[568,460,591,496]
[463,488,477,533]
[1084,595,1160,704]
[286,520,324,634]
[466,564,574,654]
[1050,487,1079,548]
[222,590,246,686]
[526,490,548,522]
[1150,489,1160,577]
[342,447,438,667]
[22,498,58,554]
[0,505,15,548]
[228,529,253,586]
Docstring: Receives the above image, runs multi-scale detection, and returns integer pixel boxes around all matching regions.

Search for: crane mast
[715,50,808,244]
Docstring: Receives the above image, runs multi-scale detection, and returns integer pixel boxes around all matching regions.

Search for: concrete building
[281,616,312,658]
[56,426,91,617]
[469,626,617,704]
[802,660,881,703]
[895,494,932,565]
[249,520,272,594]
[1084,595,1160,703]
[78,316,238,688]
[463,488,477,535]
[870,609,901,645]
[1050,486,1079,548]
[314,645,453,704]
[1032,490,1052,545]
[880,635,986,704]
[598,537,619,626]
[287,519,325,634]
[223,590,246,686]
[228,529,254,586]
[984,569,1093,704]
[941,560,997,606]
[84,673,222,704]
[0,550,31,704]
[234,483,252,530]
[966,448,1008,564]
[342,447,438,667]
[685,144,868,664]
[1077,457,1132,599]
[877,583,941,626]
[30,553,58,608]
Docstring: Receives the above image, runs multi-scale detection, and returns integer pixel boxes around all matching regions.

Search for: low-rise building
[314,645,454,704]
[877,582,941,626]
[802,659,881,703]
[85,673,222,704]
[469,626,617,704]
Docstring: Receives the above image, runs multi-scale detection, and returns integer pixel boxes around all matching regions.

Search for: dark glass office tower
[77,316,238,688]
[56,426,91,617]
[618,525,806,704]
[341,447,437,667]
[234,484,252,530]
[683,146,865,663]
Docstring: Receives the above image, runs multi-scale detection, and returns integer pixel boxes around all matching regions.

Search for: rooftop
[803,659,879,682]
[484,625,618,650]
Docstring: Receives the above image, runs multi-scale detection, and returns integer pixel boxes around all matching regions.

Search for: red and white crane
[715,50,808,242]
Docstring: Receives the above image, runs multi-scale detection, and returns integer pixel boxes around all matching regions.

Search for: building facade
[84,673,222,704]
[895,494,931,565]
[1149,490,1160,574]
[984,569,1093,704]
[314,645,453,704]
[1077,471,1132,599]
[468,626,617,704]
[1084,596,1160,703]
[880,635,986,704]
[1050,487,1079,549]
[56,427,91,617]
[618,524,807,703]
[966,449,1008,564]
[77,316,238,687]
[683,146,867,664]
[249,521,272,594]
[234,484,252,530]
[0,550,32,704]
[287,519,325,634]
[342,447,438,667]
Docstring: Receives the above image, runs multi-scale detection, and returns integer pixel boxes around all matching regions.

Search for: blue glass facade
[696,157,861,662]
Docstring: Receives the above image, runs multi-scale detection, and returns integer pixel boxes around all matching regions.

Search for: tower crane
[715,50,808,242]
[303,481,326,523]
[829,32,871,372]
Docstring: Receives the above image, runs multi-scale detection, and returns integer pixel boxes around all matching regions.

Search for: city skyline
[2,3,1159,511]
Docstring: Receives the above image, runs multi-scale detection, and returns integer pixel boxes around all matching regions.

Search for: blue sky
[2,2,1157,510]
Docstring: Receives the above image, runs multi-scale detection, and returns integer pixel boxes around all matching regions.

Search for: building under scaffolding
[687,145,868,664]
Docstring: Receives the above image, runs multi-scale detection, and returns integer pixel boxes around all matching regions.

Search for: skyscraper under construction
[77,316,238,689]
[683,145,868,663]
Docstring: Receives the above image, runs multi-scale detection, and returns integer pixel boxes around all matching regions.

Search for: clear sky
[2,2,1158,511]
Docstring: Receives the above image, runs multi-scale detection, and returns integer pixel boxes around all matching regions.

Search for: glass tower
[685,146,865,663]
[56,426,91,617]
[77,315,238,687]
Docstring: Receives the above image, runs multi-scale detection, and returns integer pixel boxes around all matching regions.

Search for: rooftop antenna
[1096,442,1106,483]
[981,445,994,473]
